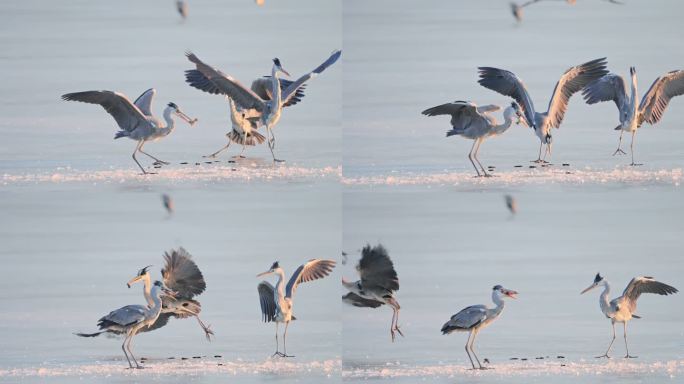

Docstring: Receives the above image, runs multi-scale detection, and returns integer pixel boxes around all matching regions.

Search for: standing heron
[477,58,608,163]
[201,98,267,159]
[422,101,527,177]
[582,68,684,165]
[61,88,197,174]
[441,285,518,370]
[257,259,336,357]
[184,50,341,162]
[76,280,176,369]
[581,273,678,358]
[342,244,404,342]
[126,248,213,340]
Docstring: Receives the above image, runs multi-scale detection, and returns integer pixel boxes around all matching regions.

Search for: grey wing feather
[357,244,399,292]
[100,304,146,327]
[582,73,628,112]
[623,276,678,303]
[185,52,266,111]
[639,70,684,125]
[422,101,488,133]
[185,69,224,95]
[285,259,336,298]
[61,90,149,132]
[476,104,501,113]
[545,58,608,128]
[133,88,156,117]
[161,247,206,299]
[342,292,384,308]
[250,77,307,107]
[281,50,342,105]
[441,305,487,333]
[478,67,537,127]
[258,281,276,322]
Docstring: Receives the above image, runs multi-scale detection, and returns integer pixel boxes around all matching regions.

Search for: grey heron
[61,88,197,174]
[76,280,176,368]
[422,101,527,177]
[184,50,341,162]
[441,285,518,370]
[176,0,188,20]
[342,244,404,342]
[582,68,684,165]
[127,248,213,340]
[581,273,678,358]
[257,259,336,357]
[510,0,621,23]
[478,58,608,163]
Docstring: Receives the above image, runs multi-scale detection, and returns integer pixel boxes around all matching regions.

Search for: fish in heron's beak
[176,109,198,127]
[502,289,518,299]
[518,114,529,128]
[581,283,598,295]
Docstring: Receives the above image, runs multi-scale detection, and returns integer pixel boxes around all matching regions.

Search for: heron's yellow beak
[256,270,271,278]
[127,275,143,288]
[581,283,597,295]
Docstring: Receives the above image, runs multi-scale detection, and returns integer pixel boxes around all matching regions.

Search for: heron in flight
[257,259,336,357]
[441,285,518,370]
[582,68,684,165]
[581,273,678,358]
[126,248,213,340]
[478,58,608,163]
[342,244,404,342]
[422,101,527,177]
[77,280,176,368]
[510,0,621,23]
[61,88,197,174]
[176,0,188,20]
[184,50,342,162]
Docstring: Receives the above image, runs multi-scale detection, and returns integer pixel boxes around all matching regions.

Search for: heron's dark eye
[182,303,189,307]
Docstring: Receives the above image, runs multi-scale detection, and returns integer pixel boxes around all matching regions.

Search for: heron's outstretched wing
[185,52,266,111]
[99,304,146,327]
[581,73,628,117]
[440,305,487,333]
[250,77,307,107]
[545,57,608,128]
[280,50,342,105]
[257,281,276,322]
[622,276,678,305]
[476,104,501,114]
[342,292,384,308]
[285,259,336,298]
[422,101,488,132]
[61,90,149,132]
[161,247,206,300]
[478,67,536,127]
[357,244,399,292]
[638,70,684,125]
[133,88,156,117]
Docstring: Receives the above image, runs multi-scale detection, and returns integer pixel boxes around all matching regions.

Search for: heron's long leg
[282,321,294,357]
[464,330,476,370]
[194,315,213,341]
[624,322,637,358]
[132,141,150,175]
[126,332,142,369]
[138,142,168,165]
[469,330,486,369]
[613,131,627,155]
[389,305,397,342]
[532,141,544,163]
[542,142,551,162]
[629,131,642,166]
[468,140,481,177]
[204,141,231,159]
[272,322,281,357]
[473,138,490,177]
[121,334,133,368]
[596,320,616,358]
[387,297,403,340]
[267,127,284,163]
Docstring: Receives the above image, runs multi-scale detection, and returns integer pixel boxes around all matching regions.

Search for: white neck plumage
[271,65,283,109]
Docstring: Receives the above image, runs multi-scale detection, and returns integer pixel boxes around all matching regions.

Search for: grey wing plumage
[285,259,337,298]
[139,312,172,333]
[582,73,628,113]
[545,57,608,128]
[342,292,384,308]
[638,70,684,125]
[280,50,342,105]
[478,67,537,127]
[161,247,206,299]
[476,104,501,114]
[61,90,149,132]
[257,281,276,322]
[99,304,146,327]
[422,101,488,135]
[441,305,487,333]
[133,88,156,117]
[622,276,678,311]
[185,52,266,111]
[357,244,399,292]
[250,77,307,107]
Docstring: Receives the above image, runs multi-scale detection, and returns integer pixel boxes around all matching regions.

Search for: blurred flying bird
[342,244,404,342]
[422,101,527,177]
[478,58,608,163]
[441,285,518,369]
[76,280,176,368]
[582,68,684,165]
[510,0,621,23]
[62,88,197,174]
[257,259,336,356]
[162,194,174,215]
[176,1,188,20]
[505,194,517,215]
[581,273,677,358]
[341,251,348,265]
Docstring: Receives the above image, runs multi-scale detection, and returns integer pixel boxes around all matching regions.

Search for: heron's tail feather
[291,315,296,321]
[632,314,641,319]
[227,130,266,146]
[614,124,622,131]
[114,130,129,139]
[75,331,105,337]
[446,129,464,137]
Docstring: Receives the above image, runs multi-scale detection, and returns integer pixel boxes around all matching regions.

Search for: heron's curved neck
[492,109,515,135]
[271,66,283,109]
[629,72,638,116]
[274,269,286,298]
[141,274,153,307]
[599,281,611,313]
[162,107,176,135]
[147,287,164,316]
[491,292,505,315]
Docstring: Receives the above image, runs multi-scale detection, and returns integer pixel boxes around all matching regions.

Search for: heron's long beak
[581,283,597,295]
[256,270,271,278]
[518,115,529,128]
[176,109,198,127]
[127,275,143,288]
[280,68,291,77]
[503,289,518,299]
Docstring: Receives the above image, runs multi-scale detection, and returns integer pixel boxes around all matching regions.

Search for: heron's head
[493,285,518,300]
[167,102,198,127]
[272,58,291,77]
[630,66,636,77]
[127,265,152,288]
[509,102,528,127]
[581,273,605,294]
[153,280,178,299]
[257,261,281,277]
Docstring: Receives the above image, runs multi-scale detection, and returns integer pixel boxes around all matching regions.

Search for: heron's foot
[394,326,405,338]
[629,162,643,166]
[625,354,638,359]
[478,366,493,370]
[612,148,627,156]
[531,159,550,164]
[273,158,286,163]
[271,351,284,358]
[202,325,214,341]
[141,171,158,175]
[281,353,295,358]
[483,173,494,178]
[203,154,218,159]
[595,354,610,359]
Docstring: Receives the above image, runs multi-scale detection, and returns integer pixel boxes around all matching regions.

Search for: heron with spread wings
[342,244,404,342]
[582,68,684,165]
[477,58,608,163]
[581,273,678,358]
[257,259,336,357]
[184,50,341,162]
[61,88,197,174]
